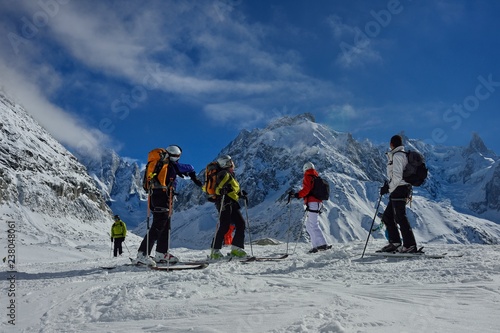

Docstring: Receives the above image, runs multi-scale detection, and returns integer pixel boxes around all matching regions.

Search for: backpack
[309,175,330,200]
[399,151,428,186]
[204,161,222,201]
[142,148,169,191]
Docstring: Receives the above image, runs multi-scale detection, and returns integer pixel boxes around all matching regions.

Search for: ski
[364,252,461,259]
[242,254,289,262]
[101,259,209,271]
[151,263,208,271]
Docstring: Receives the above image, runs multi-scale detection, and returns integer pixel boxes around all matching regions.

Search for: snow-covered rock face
[0,92,114,248]
[72,148,147,227]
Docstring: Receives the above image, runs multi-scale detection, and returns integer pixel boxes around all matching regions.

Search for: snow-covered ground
[2,240,499,333]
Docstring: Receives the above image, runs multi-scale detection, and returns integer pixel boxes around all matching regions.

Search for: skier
[134,145,203,266]
[378,134,418,253]
[110,215,127,257]
[209,155,248,259]
[291,162,331,253]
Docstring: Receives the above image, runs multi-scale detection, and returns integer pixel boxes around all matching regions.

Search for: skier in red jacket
[292,162,331,253]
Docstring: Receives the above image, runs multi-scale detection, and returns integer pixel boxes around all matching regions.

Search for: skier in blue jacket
[134,145,202,266]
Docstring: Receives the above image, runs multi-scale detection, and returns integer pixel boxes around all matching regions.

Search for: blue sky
[1,0,499,171]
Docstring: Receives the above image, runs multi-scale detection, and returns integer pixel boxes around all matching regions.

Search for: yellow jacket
[215,169,240,202]
[111,220,127,238]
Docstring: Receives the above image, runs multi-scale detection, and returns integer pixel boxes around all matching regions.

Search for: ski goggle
[169,154,181,162]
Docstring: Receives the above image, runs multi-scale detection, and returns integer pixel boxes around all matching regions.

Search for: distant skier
[291,162,331,253]
[208,155,248,259]
[133,145,203,266]
[378,134,418,253]
[110,215,127,257]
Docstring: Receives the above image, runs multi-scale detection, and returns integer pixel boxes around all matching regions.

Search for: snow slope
[1,240,499,333]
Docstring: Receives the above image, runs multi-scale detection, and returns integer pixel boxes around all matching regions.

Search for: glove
[294,193,300,199]
[380,181,389,196]
[189,172,203,187]
[239,190,248,204]
[110,237,113,242]
[219,187,229,195]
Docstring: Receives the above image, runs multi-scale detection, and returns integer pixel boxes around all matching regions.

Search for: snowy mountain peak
[465,132,489,155]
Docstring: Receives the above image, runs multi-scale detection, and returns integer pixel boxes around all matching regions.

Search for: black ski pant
[381,185,417,248]
[212,199,245,250]
[138,189,171,255]
[113,237,125,257]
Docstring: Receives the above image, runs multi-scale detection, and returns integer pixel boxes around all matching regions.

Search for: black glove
[380,181,389,196]
[188,172,203,187]
[239,190,248,204]
[220,187,229,195]
[294,193,300,199]
[110,237,113,242]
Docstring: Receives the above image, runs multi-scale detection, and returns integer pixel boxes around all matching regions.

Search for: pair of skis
[101,254,289,271]
[364,247,463,259]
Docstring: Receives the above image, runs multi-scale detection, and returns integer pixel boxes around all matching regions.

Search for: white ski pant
[306,202,327,248]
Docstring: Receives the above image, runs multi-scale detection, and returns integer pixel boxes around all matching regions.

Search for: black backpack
[398,151,428,186]
[309,176,330,200]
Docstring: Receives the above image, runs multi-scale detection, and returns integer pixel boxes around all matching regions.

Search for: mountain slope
[0,91,130,259]
[166,114,500,249]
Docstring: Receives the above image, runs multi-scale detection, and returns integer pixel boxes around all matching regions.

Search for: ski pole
[123,239,131,256]
[361,194,383,259]
[166,181,174,269]
[210,193,225,257]
[146,189,151,258]
[109,234,113,258]
[285,191,294,254]
[243,197,253,257]
[292,209,308,255]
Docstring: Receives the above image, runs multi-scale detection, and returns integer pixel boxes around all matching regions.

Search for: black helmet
[113,215,120,221]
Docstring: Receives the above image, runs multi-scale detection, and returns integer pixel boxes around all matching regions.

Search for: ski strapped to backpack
[308,175,330,200]
[397,150,428,186]
[143,148,170,191]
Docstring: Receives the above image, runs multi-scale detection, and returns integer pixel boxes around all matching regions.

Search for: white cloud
[0,61,110,158]
[327,14,382,69]
[203,102,265,128]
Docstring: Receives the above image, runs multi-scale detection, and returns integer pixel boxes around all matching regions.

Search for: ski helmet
[303,162,315,172]
[217,155,234,169]
[166,145,182,162]
[113,215,120,221]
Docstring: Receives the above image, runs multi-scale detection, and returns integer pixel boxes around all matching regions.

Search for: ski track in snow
[1,242,500,333]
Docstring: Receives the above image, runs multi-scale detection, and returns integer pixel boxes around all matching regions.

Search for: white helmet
[166,145,182,162]
[217,155,234,169]
[303,162,315,172]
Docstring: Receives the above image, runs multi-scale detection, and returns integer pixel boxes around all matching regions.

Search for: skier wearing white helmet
[209,155,248,259]
[133,145,203,266]
[291,162,331,253]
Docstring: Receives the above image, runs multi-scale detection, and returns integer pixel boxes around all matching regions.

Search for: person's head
[166,145,182,162]
[303,161,315,173]
[113,215,120,221]
[390,135,403,149]
[217,155,234,169]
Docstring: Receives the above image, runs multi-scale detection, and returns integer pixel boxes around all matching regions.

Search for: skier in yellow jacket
[110,215,127,257]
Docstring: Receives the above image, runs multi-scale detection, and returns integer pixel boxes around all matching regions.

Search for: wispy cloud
[326,15,382,69]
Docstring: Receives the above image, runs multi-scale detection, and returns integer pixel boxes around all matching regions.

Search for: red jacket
[297,169,322,204]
